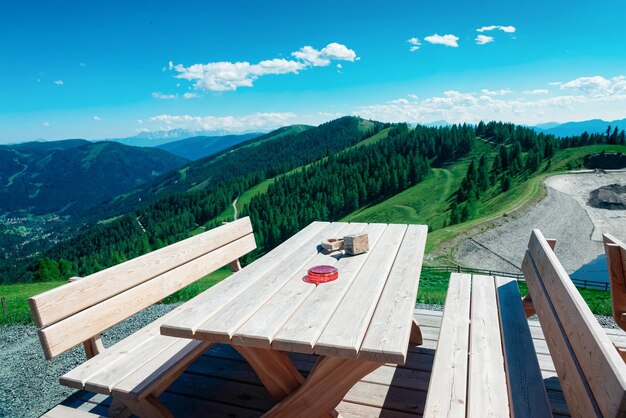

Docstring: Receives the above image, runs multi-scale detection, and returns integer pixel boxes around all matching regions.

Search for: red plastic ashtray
[304,265,338,285]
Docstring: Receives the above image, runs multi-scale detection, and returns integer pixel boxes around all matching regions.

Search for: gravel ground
[0,304,180,418]
[0,302,620,418]
[456,185,602,273]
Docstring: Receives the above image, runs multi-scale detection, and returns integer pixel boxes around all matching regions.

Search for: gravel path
[0,304,180,418]
[456,185,602,273]
[0,302,620,417]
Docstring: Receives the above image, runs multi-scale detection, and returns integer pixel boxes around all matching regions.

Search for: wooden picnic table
[160,221,428,417]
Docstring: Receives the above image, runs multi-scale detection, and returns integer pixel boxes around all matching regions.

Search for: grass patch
[161,267,232,303]
[0,281,65,325]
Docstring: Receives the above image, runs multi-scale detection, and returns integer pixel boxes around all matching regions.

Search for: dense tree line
[243,123,475,251]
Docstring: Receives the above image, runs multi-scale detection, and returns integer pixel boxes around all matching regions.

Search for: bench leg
[410,318,423,345]
[83,335,105,359]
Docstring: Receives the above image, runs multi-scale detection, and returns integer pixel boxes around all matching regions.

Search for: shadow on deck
[56,309,626,417]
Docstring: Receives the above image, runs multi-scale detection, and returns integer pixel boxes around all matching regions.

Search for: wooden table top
[160,221,428,364]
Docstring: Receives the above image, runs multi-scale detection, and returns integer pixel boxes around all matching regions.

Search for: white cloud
[171,42,357,92]
[424,34,459,47]
[42,121,50,127]
[54,80,63,85]
[481,88,512,96]
[183,92,199,99]
[407,37,422,51]
[475,35,494,45]
[548,81,562,86]
[352,74,626,126]
[137,119,143,124]
[559,75,626,98]
[408,93,419,100]
[152,92,177,100]
[523,89,549,95]
[147,112,297,132]
[93,116,101,121]
[477,25,516,33]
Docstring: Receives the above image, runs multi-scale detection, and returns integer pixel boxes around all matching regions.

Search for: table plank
[422,273,471,418]
[192,222,352,342]
[232,222,374,349]
[160,221,331,338]
[467,275,510,418]
[315,224,408,359]
[359,224,428,364]
[270,223,389,353]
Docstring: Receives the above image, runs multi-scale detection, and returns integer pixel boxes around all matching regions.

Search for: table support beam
[262,355,383,418]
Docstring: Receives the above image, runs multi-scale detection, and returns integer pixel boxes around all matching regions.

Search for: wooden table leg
[235,345,305,400]
[262,355,383,418]
[410,318,423,345]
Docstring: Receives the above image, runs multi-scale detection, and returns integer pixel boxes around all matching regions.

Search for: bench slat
[40,233,256,359]
[359,224,428,364]
[495,276,552,418]
[522,251,600,418]
[30,217,253,329]
[603,234,626,331]
[468,275,510,418]
[423,273,471,418]
[528,229,626,418]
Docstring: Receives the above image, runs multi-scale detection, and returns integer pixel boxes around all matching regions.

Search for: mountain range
[533,118,626,137]
[0,140,188,217]
[156,133,262,160]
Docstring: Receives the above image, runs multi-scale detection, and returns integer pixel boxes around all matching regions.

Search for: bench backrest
[30,217,256,359]
[603,233,626,331]
[522,229,626,418]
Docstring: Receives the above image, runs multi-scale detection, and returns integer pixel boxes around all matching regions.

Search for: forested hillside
[0,140,188,217]
[4,117,625,284]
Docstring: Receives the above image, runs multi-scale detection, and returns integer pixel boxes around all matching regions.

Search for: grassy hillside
[345,143,626,255]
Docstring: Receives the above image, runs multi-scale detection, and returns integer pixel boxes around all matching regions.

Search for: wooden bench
[30,217,256,418]
[522,229,626,418]
[423,273,552,417]
[603,233,626,333]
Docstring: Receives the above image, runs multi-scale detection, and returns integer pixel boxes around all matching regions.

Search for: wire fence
[422,265,611,292]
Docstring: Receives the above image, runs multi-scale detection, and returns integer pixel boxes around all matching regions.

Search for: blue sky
[1,0,626,142]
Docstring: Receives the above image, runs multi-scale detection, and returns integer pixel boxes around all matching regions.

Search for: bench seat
[423,273,551,418]
[60,305,211,401]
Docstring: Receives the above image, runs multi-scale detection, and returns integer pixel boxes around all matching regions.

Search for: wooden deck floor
[57,309,626,417]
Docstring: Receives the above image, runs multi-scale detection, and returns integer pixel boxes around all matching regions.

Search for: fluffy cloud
[407,37,422,52]
[524,89,549,95]
[477,25,516,33]
[93,116,101,121]
[475,35,494,45]
[424,34,459,47]
[559,75,626,98]
[183,92,199,99]
[152,92,177,100]
[147,112,297,132]
[171,43,357,92]
[54,80,63,85]
[480,88,512,96]
[353,75,626,125]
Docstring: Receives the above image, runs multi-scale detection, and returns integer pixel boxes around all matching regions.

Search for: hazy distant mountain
[422,120,451,127]
[535,118,626,137]
[0,140,188,217]
[533,122,560,130]
[105,129,260,148]
[156,133,262,160]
